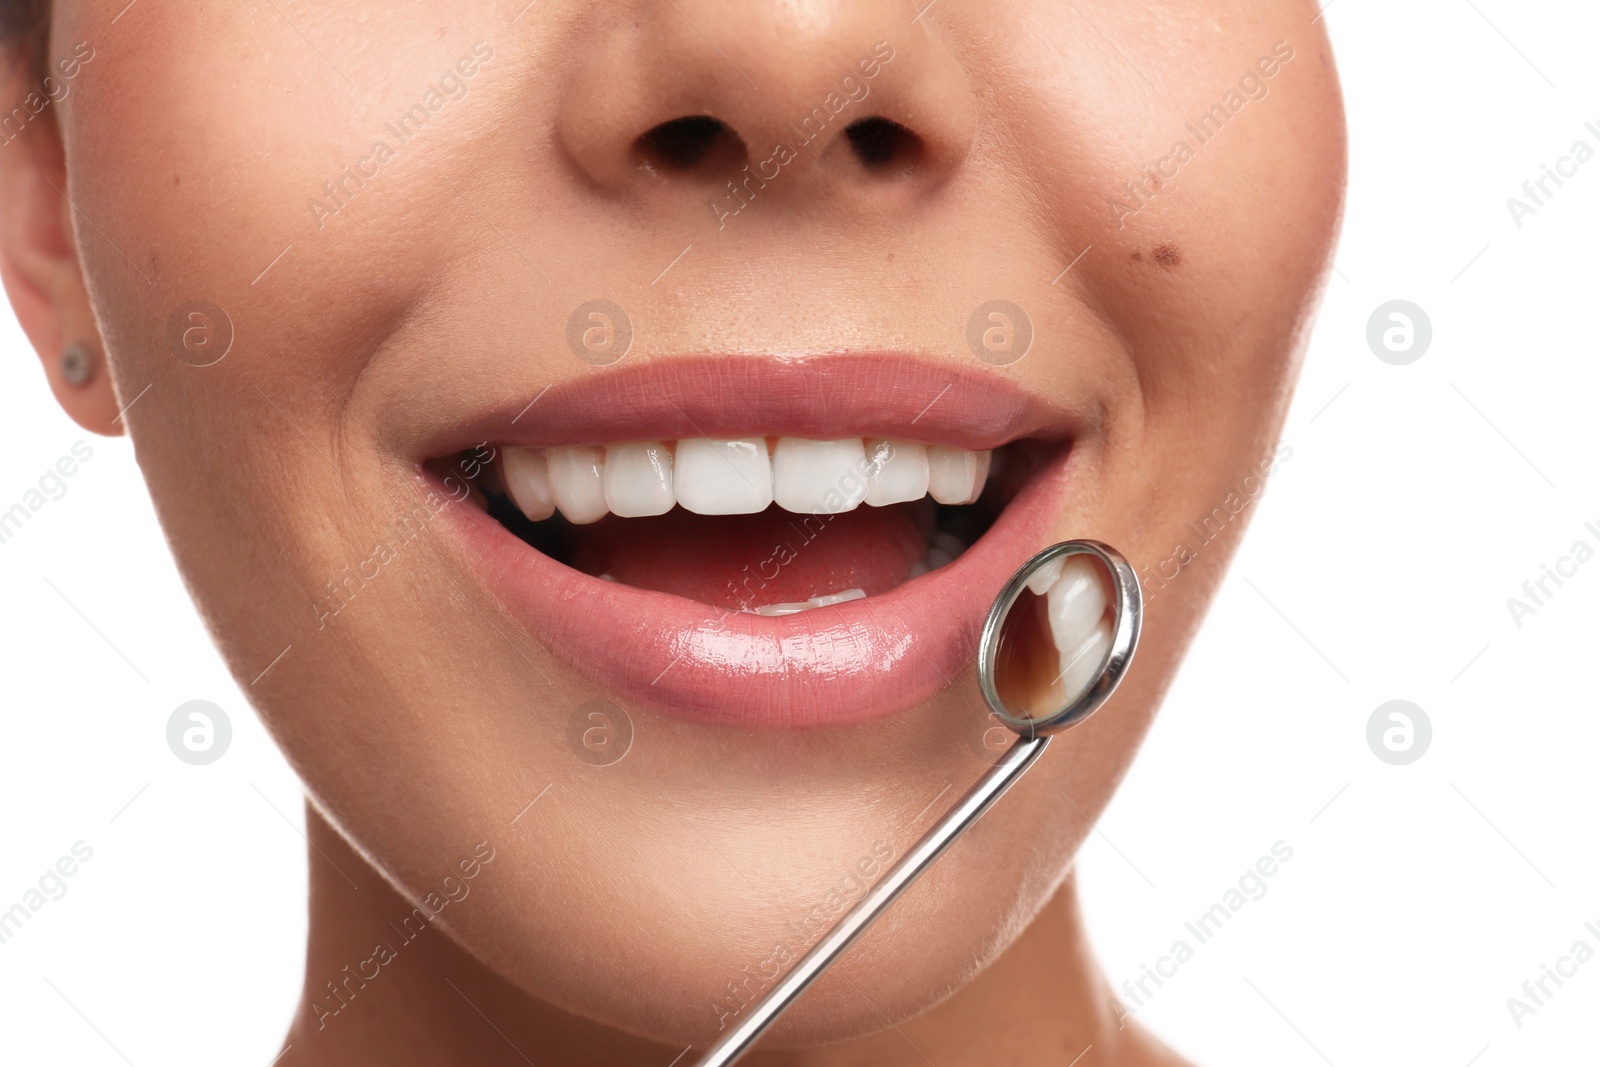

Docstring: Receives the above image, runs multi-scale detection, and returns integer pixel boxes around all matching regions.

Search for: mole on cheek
[1152,242,1181,268]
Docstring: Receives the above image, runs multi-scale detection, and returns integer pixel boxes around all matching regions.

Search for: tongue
[569,502,930,611]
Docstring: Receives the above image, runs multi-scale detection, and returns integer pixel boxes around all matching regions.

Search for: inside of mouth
[445,438,1057,614]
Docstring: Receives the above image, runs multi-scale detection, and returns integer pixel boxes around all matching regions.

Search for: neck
[286,805,1175,1066]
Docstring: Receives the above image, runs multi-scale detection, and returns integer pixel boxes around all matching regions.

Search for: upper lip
[415,353,1076,455]
[427,353,1080,728]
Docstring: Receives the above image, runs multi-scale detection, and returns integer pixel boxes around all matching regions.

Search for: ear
[0,51,124,437]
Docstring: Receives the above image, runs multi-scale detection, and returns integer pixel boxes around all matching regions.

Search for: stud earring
[60,342,95,387]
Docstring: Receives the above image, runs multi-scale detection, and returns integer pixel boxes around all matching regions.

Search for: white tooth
[927,446,992,505]
[1024,556,1064,595]
[752,601,810,616]
[1055,618,1112,704]
[502,446,555,521]
[772,437,868,515]
[925,547,956,571]
[1046,556,1108,665]
[674,438,773,515]
[547,445,608,524]
[808,588,866,608]
[906,560,929,578]
[974,449,993,492]
[751,587,868,616]
[864,439,929,507]
[931,531,965,557]
[603,441,675,517]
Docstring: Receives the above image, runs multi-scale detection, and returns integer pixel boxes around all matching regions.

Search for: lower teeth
[748,587,867,617]
[908,529,967,579]
[923,530,965,571]
[743,529,968,615]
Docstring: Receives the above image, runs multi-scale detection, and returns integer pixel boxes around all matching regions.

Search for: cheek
[995,0,1344,556]
[56,3,510,598]
[998,0,1344,407]
[59,3,504,404]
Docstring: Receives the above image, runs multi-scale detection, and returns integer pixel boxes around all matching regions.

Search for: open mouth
[465,435,1058,617]
[422,356,1082,728]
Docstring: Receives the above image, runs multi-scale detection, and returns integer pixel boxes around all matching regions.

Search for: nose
[557,2,977,210]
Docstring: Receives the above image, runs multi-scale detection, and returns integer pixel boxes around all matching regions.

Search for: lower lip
[442,452,1074,728]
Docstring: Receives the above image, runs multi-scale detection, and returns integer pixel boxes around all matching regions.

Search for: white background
[2,2,1598,1064]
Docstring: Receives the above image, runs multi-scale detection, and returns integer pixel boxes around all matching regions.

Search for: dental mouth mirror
[694,539,1143,1067]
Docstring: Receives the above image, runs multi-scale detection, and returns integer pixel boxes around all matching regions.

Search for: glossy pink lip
[431,355,1079,728]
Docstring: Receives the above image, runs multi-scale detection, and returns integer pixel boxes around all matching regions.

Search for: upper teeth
[501,437,993,524]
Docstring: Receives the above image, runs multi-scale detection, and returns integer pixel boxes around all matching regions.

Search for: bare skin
[0,1,1344,1062]
[293,813,1190,1066]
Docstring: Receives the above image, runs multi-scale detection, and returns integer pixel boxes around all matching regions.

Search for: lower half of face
[56,0,1343,1044]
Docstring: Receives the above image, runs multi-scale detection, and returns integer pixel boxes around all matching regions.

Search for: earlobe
[47,332,122,434]
[37,294,125,437]
[0,55,124,437]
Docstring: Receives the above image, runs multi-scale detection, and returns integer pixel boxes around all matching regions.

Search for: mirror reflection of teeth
[1031,556,1112,707]
[498,437,993,525]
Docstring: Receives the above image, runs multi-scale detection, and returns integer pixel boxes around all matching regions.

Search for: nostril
[633,115,745,174]
[845,117,924,171]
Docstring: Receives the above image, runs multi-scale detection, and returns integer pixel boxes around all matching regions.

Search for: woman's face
[28,0,1342,1046]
